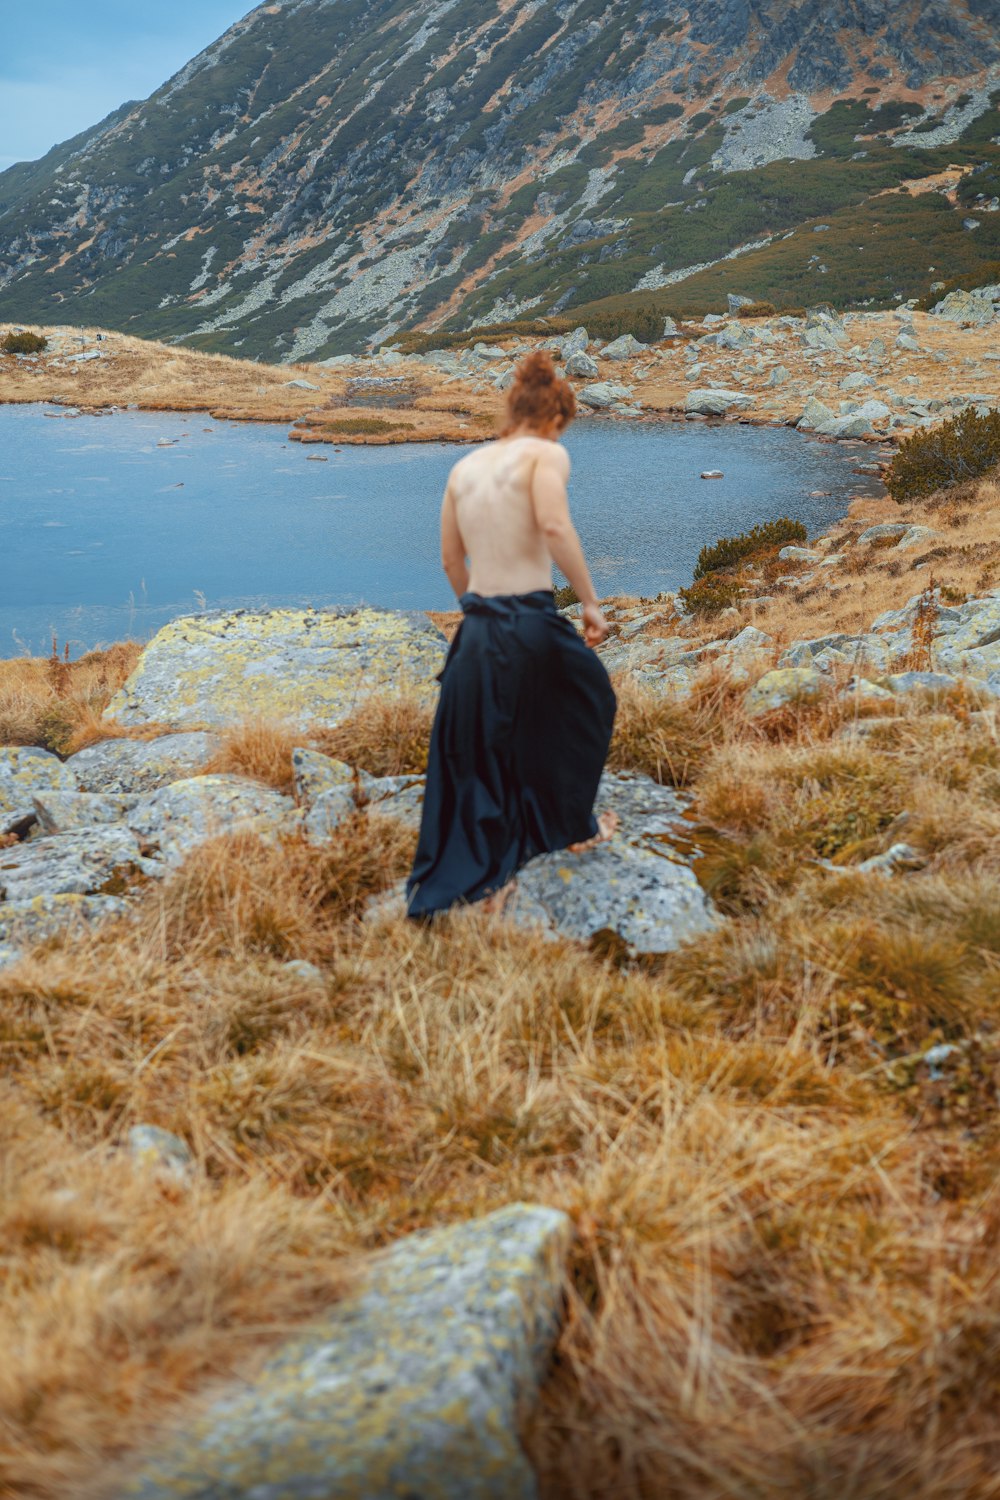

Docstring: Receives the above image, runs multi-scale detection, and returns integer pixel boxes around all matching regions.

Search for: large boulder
[564,350,599,378]
[117,1204,571,1500]
[602,333,646,360]
[684,389,754,416]
[577,381,634,409]
[930,285,1000,327]
[126,776,296,865]
[0,826,149,901]
[0,747,78,835]
[0,893,128,969]
[104,608,446,731]
[746,668,828,716]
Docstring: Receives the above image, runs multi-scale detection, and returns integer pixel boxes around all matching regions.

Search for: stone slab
[119,1203,572,1500]
[104,609,447,731]
[0,828,146,901]
[68,732,222,794]
[0,893,128,951]
[0,747,78,834]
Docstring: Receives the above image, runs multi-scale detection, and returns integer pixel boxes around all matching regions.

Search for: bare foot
[481,879,518,916]
[568,811,620,854]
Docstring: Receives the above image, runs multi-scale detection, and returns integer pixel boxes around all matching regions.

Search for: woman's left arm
[441,482,470,597]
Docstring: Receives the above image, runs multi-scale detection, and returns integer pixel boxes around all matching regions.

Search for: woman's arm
[530,448,609,646]
[440,481,470,598]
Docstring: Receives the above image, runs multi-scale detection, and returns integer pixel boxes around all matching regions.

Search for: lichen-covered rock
[0,828,147,900]
[0,747,78,835]
[364,774,426,830]
[511,772,717,955]
[746,668,827,715]
[685,388,754,416]
[0,893,128,950]
[128,1125,194,1181]
[303,785,359,842]
[128,776,297,864]
[33,791,138,834]
[292,747,355,807]
[118,1203,571,1500]
[104,608,446,731]
[564,350,599,378]
[577,381,634,409]
[602,333,647,360]
[68,732,222,794]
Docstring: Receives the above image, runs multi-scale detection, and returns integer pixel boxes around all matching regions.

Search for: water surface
[0,405,883,656]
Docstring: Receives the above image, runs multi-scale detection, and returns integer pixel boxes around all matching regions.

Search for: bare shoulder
[525,435,571,476]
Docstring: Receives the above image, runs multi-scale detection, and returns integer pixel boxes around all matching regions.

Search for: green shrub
[885,408,1000,502]
[678,574,744,617]
[737,301,778,319]
[1,330,47,355]
[553,583,579,608]
[693,518,808,579]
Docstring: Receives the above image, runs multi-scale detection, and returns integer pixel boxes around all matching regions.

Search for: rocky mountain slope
[2,0,1000,358]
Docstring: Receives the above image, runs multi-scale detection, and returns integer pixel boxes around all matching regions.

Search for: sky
[0,1,255,171]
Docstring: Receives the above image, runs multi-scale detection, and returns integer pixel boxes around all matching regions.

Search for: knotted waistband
[459,589,557,619]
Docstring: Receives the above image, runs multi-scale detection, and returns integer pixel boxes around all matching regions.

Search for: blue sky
[0,2,255,171]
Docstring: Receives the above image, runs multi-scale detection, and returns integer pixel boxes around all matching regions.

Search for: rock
[577,381,634,409]
[746,668,827,716]
[284,378,319,391]
[701,470,724,480]
[854,843,924,876]
[472,343,508,360]
[840,677,895,703]
[0,747,78,835]
[119,1203,571,1500]
[0,828,147,900]
[602,333,647,360]
[779,546,821,562]
[798,396,836,430]
[564,350,599,378]
[768,364,791,387]
[726,625,773,653]
[511,773,717,955]
[282,959,325,985]
[930,285,1000,327]
[662,317,679,337]
[0,892,128,949]
[814,414,875,439]
[128,1125,193,1181]
[859,522,910,544]
[292,748,355,807]
[896,334,920,353]
[363,774,425,830]
[883,671,962,695]
[303,785,359,842]
[895,525,939,551]
[68,733,221,794]
[317,353,356,368]
[32,791,137,834]
[802,325,846,353]
[840,371,876,390]
[104,609,446,731]
[684,389,753,416]
[728,293,754,314]
[560,327,590,357]
[843,399,892,424]
[128,776,296,865]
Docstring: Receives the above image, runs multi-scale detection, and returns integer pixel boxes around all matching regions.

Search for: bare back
[447,435,568,597]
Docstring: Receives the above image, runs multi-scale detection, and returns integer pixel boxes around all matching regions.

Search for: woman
[406,350,618,920]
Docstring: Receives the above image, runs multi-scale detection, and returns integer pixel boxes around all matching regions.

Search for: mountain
[2,0,1000,359]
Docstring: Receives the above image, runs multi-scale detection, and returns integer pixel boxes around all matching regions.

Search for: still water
[0,404,883,657]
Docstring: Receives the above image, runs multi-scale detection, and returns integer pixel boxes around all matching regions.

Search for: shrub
[737,302,778,319]
[1,330,47,355]
[693,518,808,580]
[885,409,1000,502]
[553,583,579,608]
[678,574,744,617]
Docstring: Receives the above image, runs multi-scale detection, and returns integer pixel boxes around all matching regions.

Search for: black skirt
[406,590,617,918]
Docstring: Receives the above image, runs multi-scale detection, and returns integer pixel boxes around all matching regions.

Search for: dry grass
[315,689,436,777]
[1,660,999,1496]
[0,643,142,753]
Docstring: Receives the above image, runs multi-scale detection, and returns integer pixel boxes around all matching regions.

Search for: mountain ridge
[2,0,1000,358]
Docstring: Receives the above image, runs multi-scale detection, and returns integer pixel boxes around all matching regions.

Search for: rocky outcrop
[118,1204,572,1500]
[105,608,446,731]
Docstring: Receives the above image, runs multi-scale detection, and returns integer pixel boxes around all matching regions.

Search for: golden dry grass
[1,660,999,1495]
[0,643,142,753]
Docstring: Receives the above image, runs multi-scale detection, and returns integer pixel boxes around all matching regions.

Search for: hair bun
[517,350,557,386]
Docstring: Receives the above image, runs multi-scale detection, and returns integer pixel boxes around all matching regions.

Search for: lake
[0,404,884,657]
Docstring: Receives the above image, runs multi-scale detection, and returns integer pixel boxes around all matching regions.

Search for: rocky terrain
[2,1,1000,356]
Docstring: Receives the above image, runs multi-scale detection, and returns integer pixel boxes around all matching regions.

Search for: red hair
[500,350,576,436]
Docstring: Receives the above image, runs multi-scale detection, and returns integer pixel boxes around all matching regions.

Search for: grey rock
[798,396,836,429]
[779,546,821,562]
[746,668,827,715]
[726,625,773,653]
[767,364,791,387]
[601,334,646,360]
[684,388,753,416]
[303,785,358,842]
[118,1203,571,1500]
[128,776,296,865]
[867,338,887,360]
[814,414,875,439]
[32,790,138,833]
[883,671,962,695]
[564,350,599,378]
[560,327,590,357]
[364,774,425,831]
[859,522,911,544]
[854,843,924,876]
[68,732,221,794]
[896,334,920,353]
[0,827,146,900]
[728,293,754,313]
[577,381,634,409]
[128,1126,193,1180]
[930,285,1000,327]
[840,677,895,703]
[103,608,446,731]
[662,317,679,337]
[0,746,78,835]
[895,525,939,551]
[292,748,354,807]
[282,960,325,986]
[284,378,319,391]
[0,892,128,949]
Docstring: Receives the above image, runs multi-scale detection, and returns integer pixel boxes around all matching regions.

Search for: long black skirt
[406,590,617,919]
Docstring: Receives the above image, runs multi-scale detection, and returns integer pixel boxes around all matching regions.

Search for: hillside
[2,1,1000,358]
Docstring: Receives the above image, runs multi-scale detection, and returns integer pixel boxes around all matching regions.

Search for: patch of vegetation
[724,96,752,115]
[693,519,808,580]
[553,583,579,608]
[736,301,777,318]
[886,408,1000,502]
[677,573,745,617]
[315,418,415,436]
[1,330,47,354]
